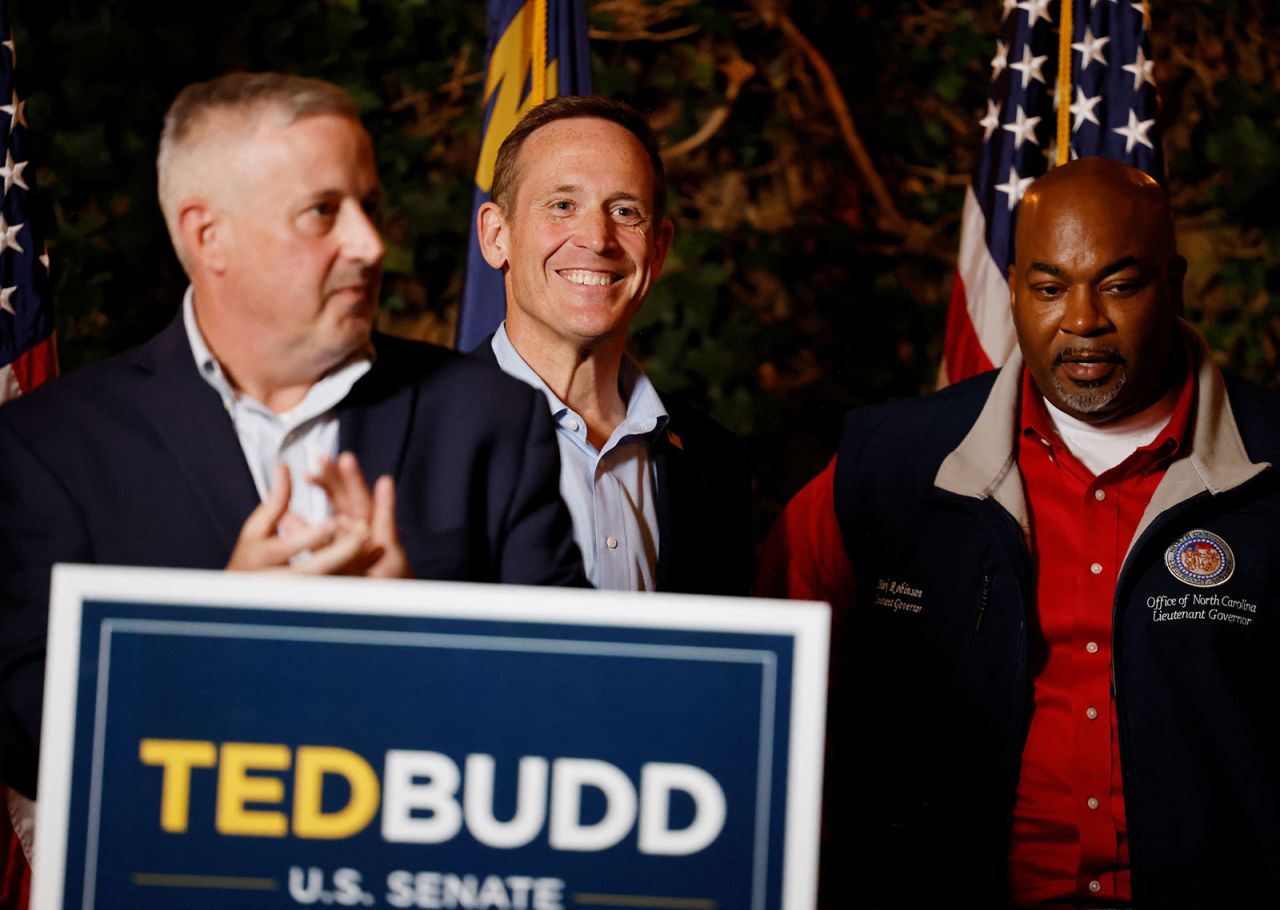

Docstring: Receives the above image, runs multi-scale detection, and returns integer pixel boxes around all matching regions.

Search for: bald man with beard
[759,157,1280,908]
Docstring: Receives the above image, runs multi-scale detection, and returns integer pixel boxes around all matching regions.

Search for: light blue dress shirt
[490,324,667,590]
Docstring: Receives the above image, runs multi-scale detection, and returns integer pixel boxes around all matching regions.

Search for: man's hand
[308,452,411,579]
[226,460,406,577]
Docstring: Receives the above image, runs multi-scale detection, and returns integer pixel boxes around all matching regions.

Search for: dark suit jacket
[0,315,584,797]
[472,336,753,596]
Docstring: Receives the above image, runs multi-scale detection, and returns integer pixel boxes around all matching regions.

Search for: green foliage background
[12,0,1280,532]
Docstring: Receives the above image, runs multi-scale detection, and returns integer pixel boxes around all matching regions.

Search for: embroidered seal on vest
[1165,529,1235,588]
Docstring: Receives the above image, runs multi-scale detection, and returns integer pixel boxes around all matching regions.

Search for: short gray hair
[156,72,361,270]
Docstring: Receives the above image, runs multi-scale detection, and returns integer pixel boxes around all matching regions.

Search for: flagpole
[531,0,549,104]
[1055,0,1073,164]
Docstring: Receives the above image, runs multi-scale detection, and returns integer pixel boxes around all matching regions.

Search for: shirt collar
[183,286,236,410]
[1018,336,1196,475]
[490,322,572,418]
[182,285,373,426]
[490,322,668,446]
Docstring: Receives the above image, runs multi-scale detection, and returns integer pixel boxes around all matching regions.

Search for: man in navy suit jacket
[0,73,583,801]
[472,96,752,595]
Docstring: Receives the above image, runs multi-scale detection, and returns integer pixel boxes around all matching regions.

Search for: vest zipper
[974,570,993,632]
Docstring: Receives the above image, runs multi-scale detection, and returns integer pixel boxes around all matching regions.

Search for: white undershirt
[1041,388,1180,476]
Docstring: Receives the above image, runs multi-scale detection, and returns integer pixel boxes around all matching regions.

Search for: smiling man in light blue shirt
[474,96,752,594]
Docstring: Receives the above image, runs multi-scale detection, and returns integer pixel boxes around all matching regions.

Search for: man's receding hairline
[490,96,667,222]
[503,117,660,217]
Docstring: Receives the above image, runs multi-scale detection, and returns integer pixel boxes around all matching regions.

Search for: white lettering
[547,758,636,851]
[382,751,463,844]
[464,754,548,849]
[637,762,726,856]
[384,872,563,910]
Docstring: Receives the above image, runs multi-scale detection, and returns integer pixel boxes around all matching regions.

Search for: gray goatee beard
[1051,346,1127,414]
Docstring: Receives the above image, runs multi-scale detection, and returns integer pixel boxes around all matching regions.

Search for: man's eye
[613,206,643,223]
[298,204,338,234]
[551,201,574,212]
[1034,284,1064,298]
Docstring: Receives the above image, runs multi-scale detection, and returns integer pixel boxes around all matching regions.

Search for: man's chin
[1050,382,1125,422]
[329,317,376,361]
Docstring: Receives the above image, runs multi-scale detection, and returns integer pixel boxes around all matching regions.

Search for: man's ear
[1007,263,1018,313]
[476,201,510,270]
[650,218,675,283]
[178,201,226,273]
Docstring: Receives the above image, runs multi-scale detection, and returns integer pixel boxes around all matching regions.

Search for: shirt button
[1086,706,1098,720]
[565,418,581,432]
[1094,489,1106,501]
[605,536,618,550]
[1087,797,1100,810]
[1086,641,1099,654]
[1088,880,1102,894]
[1090,562,1103,575]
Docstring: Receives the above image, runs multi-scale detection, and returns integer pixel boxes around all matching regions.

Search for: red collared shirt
[1008,365,1194,907]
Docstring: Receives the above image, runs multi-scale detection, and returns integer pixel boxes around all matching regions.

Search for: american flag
[0,3,54,403]
[1,4,51,905]
[941,0,1162,384]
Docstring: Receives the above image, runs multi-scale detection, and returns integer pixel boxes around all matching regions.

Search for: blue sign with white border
[34,566,829,910]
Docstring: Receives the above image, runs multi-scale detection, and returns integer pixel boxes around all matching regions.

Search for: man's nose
[574,209,618,254]
[1061,287,1111,336]
[342,201,385,264]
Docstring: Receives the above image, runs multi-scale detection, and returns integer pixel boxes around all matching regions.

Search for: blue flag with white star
[942,0,1162,383]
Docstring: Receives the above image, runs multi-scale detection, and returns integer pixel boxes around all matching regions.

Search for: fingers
[230,455,407,577]
[368,475,412,579]
[309,452,372,521]
[240,465,291,540]
[228,512,337,572]
[277,510,310,538]
[370,475,399,546]
[292,526,384,576]
[228,467,300,570]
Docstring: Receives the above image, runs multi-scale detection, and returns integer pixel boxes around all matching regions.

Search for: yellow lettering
[292,745,381,839]
[138,738,216,834]
[216,742,290,837]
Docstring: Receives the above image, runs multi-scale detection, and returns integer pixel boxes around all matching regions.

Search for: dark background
[12,0,1280,535]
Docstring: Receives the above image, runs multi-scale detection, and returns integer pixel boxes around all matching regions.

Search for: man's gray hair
[156,72,360,270]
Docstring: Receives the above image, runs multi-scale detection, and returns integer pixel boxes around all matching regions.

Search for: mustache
[325,265,381,293]
[1053,345,1126,367]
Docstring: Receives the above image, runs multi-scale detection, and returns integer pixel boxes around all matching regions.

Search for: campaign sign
[34,565,829,910]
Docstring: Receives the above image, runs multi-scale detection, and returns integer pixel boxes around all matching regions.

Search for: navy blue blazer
[0,314,584,797]
[472,336,753,596]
